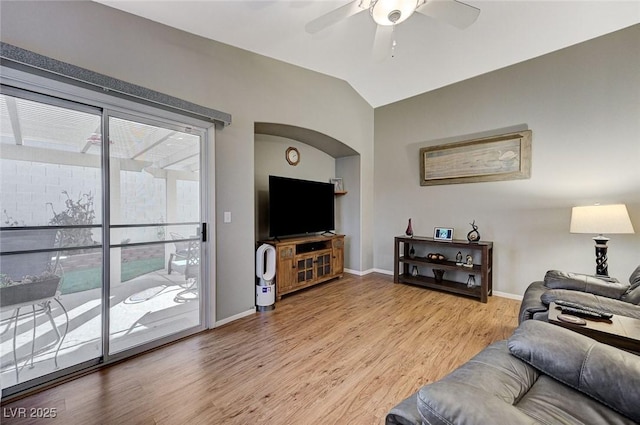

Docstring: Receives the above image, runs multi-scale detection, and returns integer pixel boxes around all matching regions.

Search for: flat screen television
[269,175,335,238]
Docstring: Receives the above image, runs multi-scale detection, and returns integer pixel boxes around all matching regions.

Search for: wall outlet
[223,211,232,223]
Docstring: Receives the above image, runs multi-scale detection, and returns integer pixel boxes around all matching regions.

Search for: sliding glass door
[107,115,203,354]
[0,92,104,390]
[1,88,208,398]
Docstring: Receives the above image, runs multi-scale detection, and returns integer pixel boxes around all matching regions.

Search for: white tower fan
[255,243,276,311]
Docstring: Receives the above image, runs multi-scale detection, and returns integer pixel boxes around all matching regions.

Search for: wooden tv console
[260,234,344,300]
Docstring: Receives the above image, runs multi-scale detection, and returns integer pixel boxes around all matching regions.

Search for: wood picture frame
[420,130,532,186]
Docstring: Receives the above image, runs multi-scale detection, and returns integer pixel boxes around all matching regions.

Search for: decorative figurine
[466,274,477,288]
[405,218,414,238]
[467,220,480,243]
[409,245,416,259]
[463,255,474,268]
[411,265,419,277]
[455,251,463,266]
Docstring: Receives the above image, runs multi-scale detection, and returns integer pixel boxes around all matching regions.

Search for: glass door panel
[107,116,202,354]
[0,93,103,391]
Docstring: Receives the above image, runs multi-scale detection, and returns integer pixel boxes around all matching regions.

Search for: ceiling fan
[305,0,480,59]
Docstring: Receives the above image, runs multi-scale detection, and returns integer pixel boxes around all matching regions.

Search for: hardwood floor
[1,273,521,424]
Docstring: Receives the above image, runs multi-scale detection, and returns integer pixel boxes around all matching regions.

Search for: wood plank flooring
[1,273,521,424]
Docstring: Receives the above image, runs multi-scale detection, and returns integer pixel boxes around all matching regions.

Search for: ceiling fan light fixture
[370,0,418,26]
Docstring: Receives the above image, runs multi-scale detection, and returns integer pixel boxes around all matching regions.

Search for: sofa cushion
[416,341,541,425]
[544,270,629,299]
[516,375,636,425]
[621,265,640,304]
[508,320,640,423]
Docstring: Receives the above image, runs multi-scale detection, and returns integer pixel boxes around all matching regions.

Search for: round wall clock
[286,147,300,166]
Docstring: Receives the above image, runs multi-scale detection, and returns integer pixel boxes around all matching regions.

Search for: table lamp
[570,204,635,276]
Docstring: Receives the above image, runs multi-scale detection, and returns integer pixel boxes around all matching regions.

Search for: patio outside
[0,93,203,392]
[1,264,199,387]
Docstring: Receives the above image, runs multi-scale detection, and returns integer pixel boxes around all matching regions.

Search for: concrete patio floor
[1,269,199,389]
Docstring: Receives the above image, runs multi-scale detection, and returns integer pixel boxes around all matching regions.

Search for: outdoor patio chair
[173,238,200,303]
[167,232,190,275]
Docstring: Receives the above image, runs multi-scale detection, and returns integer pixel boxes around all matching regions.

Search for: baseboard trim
[492,291,523,301]
[215,308,256,327]
[345,268,394,276]
[345,268,372,276]
[368,268,394,276]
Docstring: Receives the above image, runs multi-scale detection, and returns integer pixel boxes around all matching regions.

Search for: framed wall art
[419,130,532,186]
[433,227,454,241]
[330,178,344,193]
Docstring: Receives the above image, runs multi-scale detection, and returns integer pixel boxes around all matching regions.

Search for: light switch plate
[223,211,231,223]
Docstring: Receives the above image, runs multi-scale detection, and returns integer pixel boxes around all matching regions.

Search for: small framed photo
[330,178,343,193]
[434,227,454,241]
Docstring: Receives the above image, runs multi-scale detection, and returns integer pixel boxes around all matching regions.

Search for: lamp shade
[570,204,635,235]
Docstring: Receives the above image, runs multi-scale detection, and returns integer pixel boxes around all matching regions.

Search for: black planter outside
[0,277,61,308]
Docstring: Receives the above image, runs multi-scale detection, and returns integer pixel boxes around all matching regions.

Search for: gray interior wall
[0,1,375,322]
[374,25,640,296]
[254,134,336,241]
[336,156,361,271]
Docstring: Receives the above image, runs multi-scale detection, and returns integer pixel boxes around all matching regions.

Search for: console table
[394,236,493,303]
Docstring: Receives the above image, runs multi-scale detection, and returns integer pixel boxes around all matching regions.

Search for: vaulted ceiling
[96,1,639,107]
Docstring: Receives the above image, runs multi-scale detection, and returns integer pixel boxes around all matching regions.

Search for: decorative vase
[411,266,419,277]
[433,269,445,282]
[467,220,480,243]
[405,218,414,238]
[409,245,415,258]
[466,274,477,288]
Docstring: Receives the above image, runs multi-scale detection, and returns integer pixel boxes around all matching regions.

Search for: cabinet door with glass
[314,251,332,280]
[296,253,316,284]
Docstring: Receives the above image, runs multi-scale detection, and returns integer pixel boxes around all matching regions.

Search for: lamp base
[593,235,609,277]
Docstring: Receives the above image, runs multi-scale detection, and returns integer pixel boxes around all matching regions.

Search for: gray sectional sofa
[386,320,640,425]
[519,266,640,323]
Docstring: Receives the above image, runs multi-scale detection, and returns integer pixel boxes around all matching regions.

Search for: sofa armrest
[544,270,629,299]
[418,382,540,425]
[508,320,640,423]
[385,393,422,425]
[417,341,540,425]
[518,281,549,323]
[621,265,640,304]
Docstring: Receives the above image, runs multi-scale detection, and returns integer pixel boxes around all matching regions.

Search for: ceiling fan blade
[305,1,365,34]
[416,0,480,29]
[372,25,395,62]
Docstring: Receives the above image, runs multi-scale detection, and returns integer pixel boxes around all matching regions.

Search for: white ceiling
[96,1,639,108]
